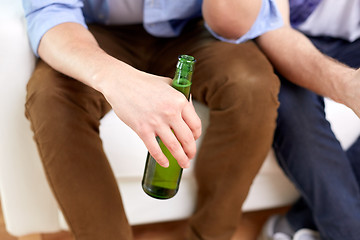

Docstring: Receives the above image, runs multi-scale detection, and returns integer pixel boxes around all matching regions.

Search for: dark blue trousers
[273,36,360,240]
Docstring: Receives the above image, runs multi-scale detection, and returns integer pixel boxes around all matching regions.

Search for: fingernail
[162,162,169,168]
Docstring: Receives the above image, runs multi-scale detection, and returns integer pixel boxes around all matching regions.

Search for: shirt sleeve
[205,0,283,44]
[22,0,88,56]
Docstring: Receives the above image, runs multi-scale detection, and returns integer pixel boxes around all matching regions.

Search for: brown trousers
[25,20,280,240]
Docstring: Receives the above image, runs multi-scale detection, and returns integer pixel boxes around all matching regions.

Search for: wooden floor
[0,200,288,240]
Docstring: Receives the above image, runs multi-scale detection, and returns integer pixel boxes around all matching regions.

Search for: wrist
[89,55,128,96]
[334,67,357,104]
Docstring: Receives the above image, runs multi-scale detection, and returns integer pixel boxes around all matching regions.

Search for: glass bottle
[142,55,196,199]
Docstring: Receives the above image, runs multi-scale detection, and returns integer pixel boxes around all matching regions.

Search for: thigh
[274,78,337,172]
[274,79,360,239]
[26,60,132,240]
[310,36,360,68]
[347,136,360,185]
[26,59,110,123]
[88,24,161,71]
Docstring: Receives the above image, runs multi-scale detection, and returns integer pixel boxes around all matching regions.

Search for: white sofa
[1,0,359,237]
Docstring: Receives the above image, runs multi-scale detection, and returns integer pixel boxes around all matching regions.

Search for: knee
[206,53,280,116]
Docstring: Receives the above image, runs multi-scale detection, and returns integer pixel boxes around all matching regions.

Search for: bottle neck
[172,55,195,99]
[172,68,193,99]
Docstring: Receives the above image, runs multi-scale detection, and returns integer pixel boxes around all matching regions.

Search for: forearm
[38,22,134,94]
[203,0,360,116]
[256,27,356,103]
[37,22,201,168]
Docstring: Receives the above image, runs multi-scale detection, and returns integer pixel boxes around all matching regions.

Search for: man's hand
[98,67,202,168]
[38,22,201,168]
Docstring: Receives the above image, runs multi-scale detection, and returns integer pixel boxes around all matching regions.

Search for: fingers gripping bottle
[142,55,196,199]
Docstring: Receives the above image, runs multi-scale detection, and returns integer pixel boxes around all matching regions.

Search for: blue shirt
[22,0,283,56]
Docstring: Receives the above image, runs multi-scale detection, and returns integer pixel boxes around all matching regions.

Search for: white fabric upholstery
[99,103,300,226]
[0,0,62,235]
[1,0,359,237]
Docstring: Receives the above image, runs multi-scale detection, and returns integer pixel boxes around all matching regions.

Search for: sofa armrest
[0,1,62,236]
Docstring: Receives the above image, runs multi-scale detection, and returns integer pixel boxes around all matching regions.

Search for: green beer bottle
[142,55,196,199]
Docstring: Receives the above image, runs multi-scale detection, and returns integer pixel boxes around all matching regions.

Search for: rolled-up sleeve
[22,0,87,56]
[206,0,283,44]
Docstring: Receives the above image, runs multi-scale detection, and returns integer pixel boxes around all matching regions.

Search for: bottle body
[142,140,183,199]
[142,55,195,199]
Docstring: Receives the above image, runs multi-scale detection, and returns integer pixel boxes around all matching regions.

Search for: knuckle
[181,134,195,149]
[194,127,202,140]
[192,124,202,140]
[166,140,180,153]
[136,127,147,138]
[194,117,202,130]
[184,140,196,158]
[163,107,178,120]
[177,156,189,168]
[186,148,196,159]
[136,127,153,140]
[147,116,162,128]
[182,130,192,142]
[150,150,167,165]
[150,148,163,159]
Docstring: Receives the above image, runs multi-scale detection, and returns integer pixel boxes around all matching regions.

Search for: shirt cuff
[25,4,87,56]
[205,0,283,44]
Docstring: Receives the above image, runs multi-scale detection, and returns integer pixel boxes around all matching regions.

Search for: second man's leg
[273,79,360,240]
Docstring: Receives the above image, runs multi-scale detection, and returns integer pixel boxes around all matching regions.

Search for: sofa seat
[97,102,300,226]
